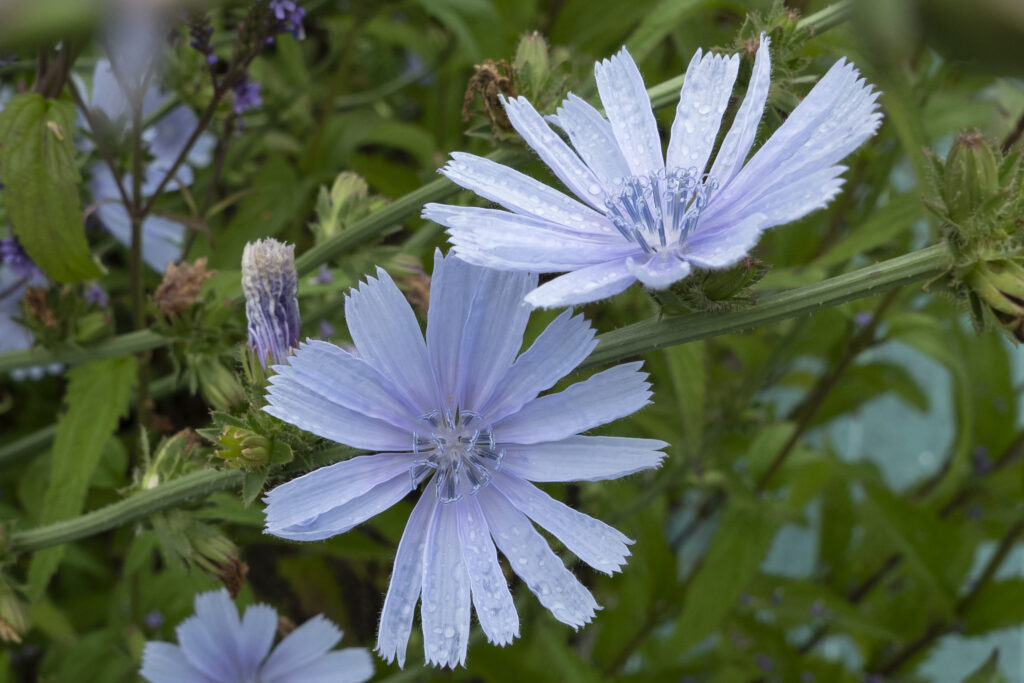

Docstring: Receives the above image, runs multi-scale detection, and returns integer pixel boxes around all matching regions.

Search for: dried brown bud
[155,257,214,317]
[218,557,250,599]
[24,286,56,328]
[463,59,517,132]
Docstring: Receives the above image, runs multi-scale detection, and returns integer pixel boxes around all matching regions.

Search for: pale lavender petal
[260,615,342,680]
[457,496,518,646]
[268,472,413,541]
[478,489,598,628]
[421,501,471,668]
[482,310,597,423]
[176,591,241,681]
[280,340,420,431]
[263,453,412,532]
[425,248,482,403]
[377,491,437,667]
[594,48,663,177]
[705,58,880,226]
[265,649,374,683]
[455,265,536,411]
[494,472,632,574]
[666,49,739,174]
[500,95,605,209]
[438,152,613,234]
[683,212,766,269]
[140,642,218,683]
[625,251,691,289]
[238,604,277,678]
[427,204,631,271]
[495,362,651,444]
[549,93,631,189]
[89,59,128,122]
[708,35,772,186]
[345,267,438,414]
[523,259,638,309]
[263,379,411,451]
[501,436,667,482]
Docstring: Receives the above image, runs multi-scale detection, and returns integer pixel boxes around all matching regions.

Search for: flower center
[603,167,717,254]
[411,409,504,503]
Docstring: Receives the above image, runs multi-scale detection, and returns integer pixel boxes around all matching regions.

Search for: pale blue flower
[242,238,301,367]
[140,588,373,683]
[424,36,882,307]
[0,238,61,381]
[261,251,666,668]
[84,57,215,272]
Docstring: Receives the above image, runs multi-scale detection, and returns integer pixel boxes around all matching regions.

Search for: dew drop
[587,183,601,195]
[444,626,456,638]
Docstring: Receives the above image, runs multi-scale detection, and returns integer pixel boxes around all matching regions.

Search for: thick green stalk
[0,330,170,375]
[8,469,244,553]
[582,244,949,370]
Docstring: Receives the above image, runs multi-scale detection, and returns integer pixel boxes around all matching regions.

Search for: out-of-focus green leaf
[625,0,703,62]
[962,579,1024,636]
[663,341,704,459]
[813,194,925,269]
[669,496,779,653]
[0,94,99,282]
[810,361,929,425]
[961,648,1006,683]
[27,357,137,600]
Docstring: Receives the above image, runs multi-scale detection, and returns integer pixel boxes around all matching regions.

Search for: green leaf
[27,357,137,600]
[625,0,703,62]
[663,341,705,458]
[670,497,779,653]
[0,94,99,282]
[961,649,1006,683]
[961,579,1024,636]
[812,194,924,269]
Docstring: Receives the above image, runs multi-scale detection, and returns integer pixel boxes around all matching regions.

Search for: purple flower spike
[232,77,263,115]
[260,251,667,668]
[423,35,882,308]
[140,588,372,683]
[242,238,300,367]
[84,283,109,308]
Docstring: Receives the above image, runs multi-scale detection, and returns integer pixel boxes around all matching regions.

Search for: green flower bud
[197,358,245,411]
[514,31,550,97]
[964,259,1024,341]
[943,131,1001,224]
[217,426,293,467]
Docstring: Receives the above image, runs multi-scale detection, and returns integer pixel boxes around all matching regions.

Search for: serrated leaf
[664,341,704,459]
[27,357,137,600]
[961,579,1024,636]
[0,93,99,282]
[812,194,924,269]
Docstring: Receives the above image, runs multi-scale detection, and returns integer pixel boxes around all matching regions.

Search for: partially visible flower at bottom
[140,588,373,683]
[261,251,666,667]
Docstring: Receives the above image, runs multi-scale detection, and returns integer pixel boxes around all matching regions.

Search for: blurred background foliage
[0,0,1022,681]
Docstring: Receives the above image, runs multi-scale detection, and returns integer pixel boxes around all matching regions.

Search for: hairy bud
[241,239,300,367]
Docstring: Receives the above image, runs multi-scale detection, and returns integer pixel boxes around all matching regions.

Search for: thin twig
[67,80,133,213]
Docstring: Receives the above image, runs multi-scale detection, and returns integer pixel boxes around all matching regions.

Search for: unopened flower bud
[241,239,300,367]
[217,426,293,467]
[943,131,1001,224]
[514,31,550,96]
[964,259,1024,341]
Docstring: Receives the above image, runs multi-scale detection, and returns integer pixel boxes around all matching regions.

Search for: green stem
[0,331,171,375]
[582,244,949,370]
[8,469,244,553]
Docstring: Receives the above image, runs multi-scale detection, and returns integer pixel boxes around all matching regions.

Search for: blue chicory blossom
[423,36,882,307]
[260,251,666,667]
[242,238,301,367]
[0,236,61,381]
[140,588,373,683]
[84,55,215,273]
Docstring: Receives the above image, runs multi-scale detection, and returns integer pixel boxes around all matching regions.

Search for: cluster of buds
[216,425,293,468]
[925,131,1024,341]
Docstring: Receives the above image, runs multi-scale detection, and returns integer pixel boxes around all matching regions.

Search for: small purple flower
[144,610,164,629]
[268,0,305,39]
[314,263,333,285]
[261,251,666,667]
[232,77,263,115]
[854,311,874,328]
[84,283,109,308]
[755,653,773,673]
[0,235,42,281]
[424,36,882,307]
[319,320,336,338]
[242,238,300,367]
[140,588,372,683]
